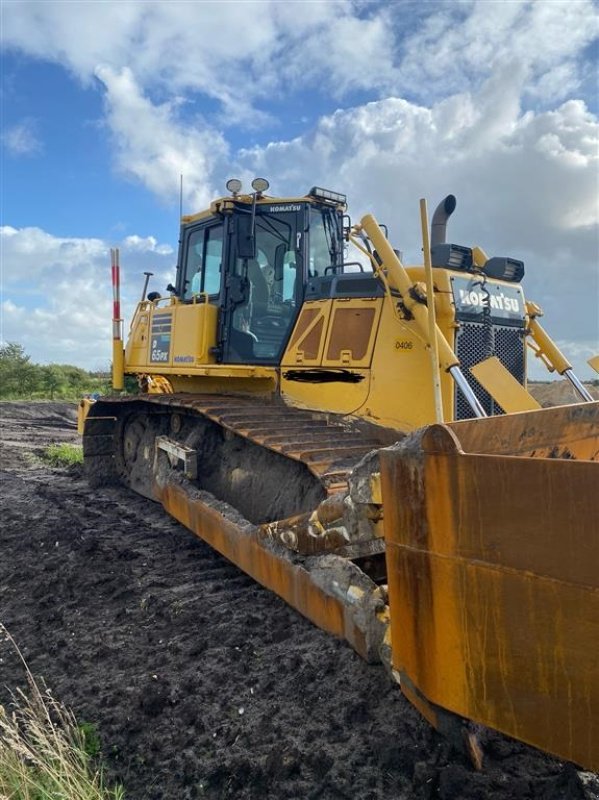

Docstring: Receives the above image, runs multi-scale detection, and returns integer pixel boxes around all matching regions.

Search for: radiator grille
[455,322,525,419]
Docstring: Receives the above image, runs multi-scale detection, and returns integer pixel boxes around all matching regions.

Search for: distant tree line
[0,343,112,400]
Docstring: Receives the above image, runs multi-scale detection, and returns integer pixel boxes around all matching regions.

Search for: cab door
[168,219,225,366]
[220,206,305,365]
[178,220,225,301]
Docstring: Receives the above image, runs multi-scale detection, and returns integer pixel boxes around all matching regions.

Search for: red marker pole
[111,248,125,391]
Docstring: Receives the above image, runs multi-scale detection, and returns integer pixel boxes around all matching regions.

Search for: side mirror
[236,213,256,259]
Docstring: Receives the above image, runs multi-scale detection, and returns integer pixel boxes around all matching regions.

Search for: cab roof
[181,189,347,225]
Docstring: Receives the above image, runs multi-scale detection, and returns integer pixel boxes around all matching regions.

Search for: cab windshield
[309,206,343,277]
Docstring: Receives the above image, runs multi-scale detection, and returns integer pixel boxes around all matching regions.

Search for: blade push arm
[526,302,593,402]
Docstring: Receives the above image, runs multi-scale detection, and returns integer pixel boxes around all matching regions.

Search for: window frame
[221,205,307,365]
[178,219,226,301]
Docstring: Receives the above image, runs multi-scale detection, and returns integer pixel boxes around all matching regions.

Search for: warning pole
[111,248,125,391]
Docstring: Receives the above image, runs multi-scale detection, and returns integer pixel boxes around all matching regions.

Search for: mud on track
[1,401,597,800]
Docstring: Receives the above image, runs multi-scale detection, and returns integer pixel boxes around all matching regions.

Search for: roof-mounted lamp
[226,178,242,196]
[251,177,270,196]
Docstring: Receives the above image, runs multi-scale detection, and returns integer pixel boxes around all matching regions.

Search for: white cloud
[529,62,581,105]
[1,226,174,367]
[122,235,173,255]
[1,118,42,156]
[3,1,597,120]
[394,0,599,104]
[95,65,228,211]
[1,226,106,278]
[236,87,599,379]
[276,3,398,98]
[1,1,397,117]
[4,0,597,219]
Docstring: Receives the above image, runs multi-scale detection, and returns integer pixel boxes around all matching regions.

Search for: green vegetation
[0,343,111,401]
[41,443,84,467]
[0,625,124,800]
[78,723,102,760]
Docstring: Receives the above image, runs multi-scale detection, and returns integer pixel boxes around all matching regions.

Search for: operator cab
[175,181,347,364]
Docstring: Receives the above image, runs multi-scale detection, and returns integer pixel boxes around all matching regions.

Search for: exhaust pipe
[431,194,457,247]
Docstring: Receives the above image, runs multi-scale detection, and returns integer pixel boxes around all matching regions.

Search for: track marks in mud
[1,403,598,800]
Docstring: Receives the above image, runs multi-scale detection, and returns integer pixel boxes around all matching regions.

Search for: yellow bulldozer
[80,179,598,771]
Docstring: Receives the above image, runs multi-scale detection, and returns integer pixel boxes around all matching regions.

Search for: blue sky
[1,0,598,377]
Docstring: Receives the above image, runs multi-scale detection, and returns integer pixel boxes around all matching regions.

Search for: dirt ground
[1,400,598,800]
[528,381,598,406]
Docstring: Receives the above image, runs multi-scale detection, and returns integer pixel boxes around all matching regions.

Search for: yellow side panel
[322,298,382,368]
[281,370,371,416]
[355,301,455,431]
[126,301,218,371]
[171,302,218,365]
[125,307,151,368]
[281,299,382,414]
[126,298,276,394]
[282,301,332,366]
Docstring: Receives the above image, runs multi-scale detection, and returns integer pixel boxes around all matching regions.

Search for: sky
[1,0,598,378]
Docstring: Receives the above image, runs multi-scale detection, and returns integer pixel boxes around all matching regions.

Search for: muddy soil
[1,401,597,800]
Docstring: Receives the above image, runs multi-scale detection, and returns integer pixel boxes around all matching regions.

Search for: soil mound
[529,380,598,407]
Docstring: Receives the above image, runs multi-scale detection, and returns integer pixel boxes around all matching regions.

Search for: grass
[41,443,84,468]
[0,625,124,800]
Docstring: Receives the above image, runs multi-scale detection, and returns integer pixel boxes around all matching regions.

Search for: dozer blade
[380,401,599,771]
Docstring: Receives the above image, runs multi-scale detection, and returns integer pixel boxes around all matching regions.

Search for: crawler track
[82,392,394,662]
[83,392,395,521]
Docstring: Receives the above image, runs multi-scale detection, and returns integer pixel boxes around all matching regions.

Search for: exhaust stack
[431,194,457,247]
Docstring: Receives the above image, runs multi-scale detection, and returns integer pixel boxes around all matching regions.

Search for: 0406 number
[395,340,413,350]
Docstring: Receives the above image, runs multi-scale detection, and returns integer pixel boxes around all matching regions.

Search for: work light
[483,256,525,282]
[430,243,473,271]
[251,178,270,193]
[309,187,347,205]
[226,178,242,195]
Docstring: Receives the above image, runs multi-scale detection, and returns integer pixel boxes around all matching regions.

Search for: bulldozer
[80,179,599,771]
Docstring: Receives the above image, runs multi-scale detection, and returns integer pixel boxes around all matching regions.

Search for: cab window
[203,227,224,294]
[182,224,224,300]
[309,206,343,276]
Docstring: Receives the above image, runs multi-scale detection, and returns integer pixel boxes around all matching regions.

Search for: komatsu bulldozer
[81,179,599,771]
